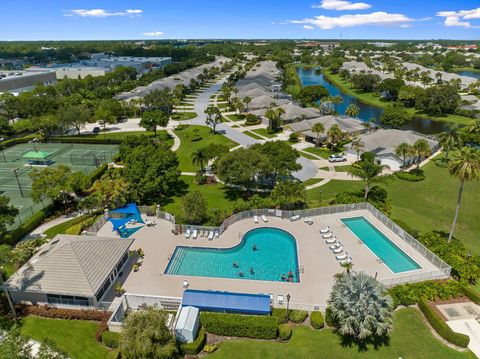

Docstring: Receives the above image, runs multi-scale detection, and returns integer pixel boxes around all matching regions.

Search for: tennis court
[0,142,118,230]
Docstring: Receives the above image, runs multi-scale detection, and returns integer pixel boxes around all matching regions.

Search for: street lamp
[12,168,24,198]
[285,293,291,322]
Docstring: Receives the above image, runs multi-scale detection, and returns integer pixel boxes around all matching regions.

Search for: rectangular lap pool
[342,217,421,273]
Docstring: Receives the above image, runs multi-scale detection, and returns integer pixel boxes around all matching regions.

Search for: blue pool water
[342,217,421,273]
[165,227,300,282]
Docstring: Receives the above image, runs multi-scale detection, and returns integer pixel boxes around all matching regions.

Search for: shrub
[271,308,288,323]
[203,344,217,353]
[461,285,480,304]
[433,158,448,168]
[96,322,108,342]
[200,312,279,339]
[278,324,292,340]
[395,170,425,182]
[20,305,111,321]
[65,223,82,235]
[180,327,206,355]
[0,134,40,150]
[325,306,336,327]
[288,309,308,323]
[88,164,108,184]
[310,311,324,329]
[418,299,470,348]
[288,133,299,143]
[389,280,463,306]
[3,205,54,245]
[102,331,120,349]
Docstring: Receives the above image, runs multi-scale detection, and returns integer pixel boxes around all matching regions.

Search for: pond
[457,70,480,80]
[297,67,449,134]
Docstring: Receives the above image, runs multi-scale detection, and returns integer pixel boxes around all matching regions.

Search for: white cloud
[64,9,143,18]
[437,8,480,28]
[312,0,371,11]
[303,25,315,30]
[143,31,164,37]
[289,12,413,30]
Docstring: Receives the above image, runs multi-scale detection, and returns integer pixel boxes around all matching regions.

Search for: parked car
[328,154,347,163]
[92,127,101,134]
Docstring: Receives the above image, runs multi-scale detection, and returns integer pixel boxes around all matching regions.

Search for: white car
[328,154,347,163]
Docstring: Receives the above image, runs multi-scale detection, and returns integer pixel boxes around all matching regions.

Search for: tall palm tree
[438,124,463,163]
[327,124,344,149]
[345,104,360,118]
[191,148,208,173]
[348,157,383,199]
[447,147,480,243]
[351,138,365,161]
[412,139,431,172]
[340,261,354,276]
[264,108,277,131]
[329,271,393,340]
[311,122,325,148]
[243,96,252,112]
[395,142,413,170]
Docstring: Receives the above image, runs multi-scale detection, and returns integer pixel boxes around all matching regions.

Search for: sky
[1,0,480,40]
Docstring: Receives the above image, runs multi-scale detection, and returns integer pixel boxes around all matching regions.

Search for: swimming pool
[342,217,421,273]
[165,227,300,282]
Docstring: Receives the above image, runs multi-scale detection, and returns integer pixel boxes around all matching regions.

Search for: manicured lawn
[60,130,171,143]
[303,147,332,159]
[302,178,323,187]
[20,316,109,359]
[174,125,238,172]
[243,131,264,140]
[307,179,362,206]
[209,308,476,359]
[299,151,319,160]
[334,165,355,173]
[252,128,280,139]
[171,112,197,121]
[225,114,246,122]
[43,215,99,239]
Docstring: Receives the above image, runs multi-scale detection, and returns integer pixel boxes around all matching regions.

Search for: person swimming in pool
[252,244,257,251]
[250,267,254,274]
[239,271,244,277]
[281,274,287,281]
[232,262,239,268]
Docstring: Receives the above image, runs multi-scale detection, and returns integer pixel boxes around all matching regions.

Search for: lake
[457,70,480,80]
[297,67,449,134]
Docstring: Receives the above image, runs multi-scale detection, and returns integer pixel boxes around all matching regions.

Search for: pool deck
[97,209,439,309]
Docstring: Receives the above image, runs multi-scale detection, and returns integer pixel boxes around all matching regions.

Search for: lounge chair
[320,227,330,234]
[340,258,352,265]
[322,232,333,239]
[192,229,198,239]
[290,215,301,222]
[182,280,189,289]
[208,231,214,240]
[261,215,268,223]
[304,218,314,225]
[336,253,348,260]
[254,215,259,223]
[333,247,344,254]
[277,295,284,306]
[325,238,336,244]
[329,243,340,250]
[215,231,219,238]
[185,229,191,238]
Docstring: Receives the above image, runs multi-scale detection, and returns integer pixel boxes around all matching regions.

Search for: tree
[447,147,480,243]
[143,88,174,115]
[119,307,177,359]
[351,73,381,92]
[0,326,32,359]
[416,84,461,115]
[217,148,262,189]
[298,85,329,107]
[264,107,284,131]
[94,104,116,131]
[311,122,325,147]
[191,148,209,173]
[181,191,209,224]
[351,138,365,161]
[29,165,82,205]
[243,96,252,111]
[412,139,431,172]
[348,155,384,199]
[86,176,137,210]
[57,104,91,135]
[204,105,222,133]
[140,110,168,136]
[270,181,307,210]
[123,144,180,200]
[345,104,360,118]
[395,143,413,169]
[377,78,405,101]
[438,124,462,163]
[398,85,424,108]
[0,195,19,239]
[327,124,344,149]
[380,105,412,128]
[329,271,393,341]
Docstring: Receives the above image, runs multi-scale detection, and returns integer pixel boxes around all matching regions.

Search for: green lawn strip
[208,308,475,359]
[174,125,238,172]
[226,114,246,122]
[302,178,323,187]
[252,128,279,139]
[243,131,264,140]
[323,71,472,126]
[333,165,355,173]
[303,147,332,159]
[217,103,229,109]
[307,179,362,207]
[171,112,197,121]
[54,130,173,147]
[20,316,109,359]
[299,152,319,160]
[43,215,98,239]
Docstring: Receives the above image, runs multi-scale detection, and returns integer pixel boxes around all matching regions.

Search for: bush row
[49,136,125,145]
[3,206,54,245]
[278,324,292,340]
[0,134,40,150]
[200,312,279,339]
[271,308,308,324]
[19,305,111,322]
[102,331,120,349]
[461,285,480,305]
[389,280,463,307]
[418,299,470,348]
[394,170,425,182]
[180,327,206,355]
[325,307,336,327]
[310,311,325,329]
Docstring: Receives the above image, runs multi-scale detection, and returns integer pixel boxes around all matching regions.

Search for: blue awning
[108,203,144,232]
[182,290,271,315]
[110,203,141,215]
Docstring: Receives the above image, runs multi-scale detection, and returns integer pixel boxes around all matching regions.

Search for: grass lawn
[209,308,475,359]
[252,128,280,139]
[303,147,332,159]
[243,131,264,140]
[43,215,94,239]
[299,151,319,160]
[307,179,362,207]
[226,114,246,122]
[20,316,109,359]
[171,112,197,121]
[334,165,355,173]
[217,103,229,109]
[174,125,238,172]
[323,71,473,126]
[302,178,323,187]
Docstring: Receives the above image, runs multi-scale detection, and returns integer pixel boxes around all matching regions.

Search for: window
[47,294,89,307]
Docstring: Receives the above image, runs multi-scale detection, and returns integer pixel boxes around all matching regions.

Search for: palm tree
[340,261,354,276]
[265,108,277,131]
[447,147,480,243]
[412,139,431,172]
[243,96,252,112]
[327,124,344,149]
[191,148,208,173]
[351,138,365,161]
[395,142,413,170]
[438,124,463,163]
[329,271,393,341]
[345,104,360,118]
[311,122,325,148]
[348,157,383,199]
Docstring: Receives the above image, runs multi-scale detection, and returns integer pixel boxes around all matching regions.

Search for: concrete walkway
[167,129,181,151]
[22,212,82,241]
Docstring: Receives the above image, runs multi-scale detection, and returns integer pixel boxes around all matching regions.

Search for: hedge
[3,206,54,245]
[88,164,108,184]
[278,324,292,340]
[272,308,288,323]
[461,285,480,305]
[0,134,41,150]
[389,280,463,306]
[19,305,111,322]
[288,309,308,323]
[49,137,125,145]
[65,223,82,235]
[102,331,120,349]
[395,170,425,182]
[180,327,206,355]
[200,312,279,339]
[325,307,336,327]
[310,311,324,329]
[418,299,470,348]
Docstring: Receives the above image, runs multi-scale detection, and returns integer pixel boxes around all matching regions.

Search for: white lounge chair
[215,231,219,238]
[185,229,191,238]
[208,231,214,240]
[304,218,313,225]
[333,247,344,254]
[277,295,284,306]
[322,232,333,239]
[182,280,189,288]
[325,238,336,244]
[320,227,330,234]
[192,229,198,239]
[261,215,268,223]
[329,243,340,250]
[340,258,352,265]
[254,215,259,223]
[290,215,301,222]
[336,253,348,260]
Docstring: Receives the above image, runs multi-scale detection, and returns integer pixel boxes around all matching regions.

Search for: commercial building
[0,69,56,93]
[82,53,172,73]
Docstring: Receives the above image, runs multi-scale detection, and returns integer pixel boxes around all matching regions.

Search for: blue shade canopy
[108,203,144,232]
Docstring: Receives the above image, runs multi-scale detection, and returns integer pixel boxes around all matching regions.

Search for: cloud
[289,12,413,30]
[64,9,143,18]
[143,31,164,37]
[303,25,315,30]
[312,0,371,11]
[437,8,480,28]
